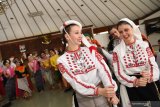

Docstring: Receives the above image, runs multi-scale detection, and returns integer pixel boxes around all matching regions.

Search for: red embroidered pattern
[114,52,133,83]
[72,66,96,75]
[148,59,153,80]
[99,60,115,86]
[146,47,154,58]
[95,52,103,61]
[65,69,95,89]
[113,52,118,63]
[96,52,114,86]
[66,49,96,75]
[123,44,146,68]
[58,63,95,90]
[58,63,68,74]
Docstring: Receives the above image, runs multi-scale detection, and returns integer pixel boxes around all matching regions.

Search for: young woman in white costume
[113,18,160,106]
[57,20,119,107]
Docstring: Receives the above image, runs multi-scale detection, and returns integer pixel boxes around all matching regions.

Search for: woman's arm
[146,47,160,82]
[102,49,113,64]
[112,52,137,87]
[57,62,98,96]
[95,51,117,91]
[28,63,34,73]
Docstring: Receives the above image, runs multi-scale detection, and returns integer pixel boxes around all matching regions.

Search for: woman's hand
[108,95,119,105]
[136,78,148,87]
[141,71,152,83]
[141,71,150,79]
[98,86,115,98]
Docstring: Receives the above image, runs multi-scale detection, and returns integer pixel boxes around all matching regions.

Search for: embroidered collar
[66,47,80,53]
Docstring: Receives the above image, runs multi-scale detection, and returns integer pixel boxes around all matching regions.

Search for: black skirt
[126,74,160,101]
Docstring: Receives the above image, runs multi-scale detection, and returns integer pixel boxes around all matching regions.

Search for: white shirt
[113,40,160,87]
[57,47,117,96]
[156,52,160,68]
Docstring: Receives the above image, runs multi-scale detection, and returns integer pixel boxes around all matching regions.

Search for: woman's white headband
[60,20,92,47]
[60,20,82,33]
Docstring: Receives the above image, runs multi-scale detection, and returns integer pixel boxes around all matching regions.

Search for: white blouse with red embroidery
[113,40,160,87]
[57,47,117,96]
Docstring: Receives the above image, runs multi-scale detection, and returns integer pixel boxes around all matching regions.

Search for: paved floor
[11,89,72,107]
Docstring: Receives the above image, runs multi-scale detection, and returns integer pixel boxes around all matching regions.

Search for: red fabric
[27,77,34,91]
[16,77,23,97]
[89,46,97,53]
[16,77,33,97]
[0,80,5,96]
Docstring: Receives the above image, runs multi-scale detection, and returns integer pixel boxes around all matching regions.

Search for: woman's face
[66,25,82,46]
[5,62,10,68]
[49,50,55,56]
[110,28,120,39]
[28,56,33,62]
[41,53,46,58]
[118,24,134,43]
[16,62,20,67]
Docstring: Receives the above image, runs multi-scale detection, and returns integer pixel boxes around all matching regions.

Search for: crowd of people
[0,48,68,106]
[0,18,160,107]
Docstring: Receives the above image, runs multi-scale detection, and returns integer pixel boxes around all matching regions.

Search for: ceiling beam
[0,25,93,46]
[134,7,160,23]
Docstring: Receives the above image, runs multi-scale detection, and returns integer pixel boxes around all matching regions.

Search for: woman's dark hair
[14,60,23,66]
[61,24,79,53]
[49,49,56,54]
[107,25,118,52]
[3,59,10,65]
[117,21,132,29]
[108,25,117,35]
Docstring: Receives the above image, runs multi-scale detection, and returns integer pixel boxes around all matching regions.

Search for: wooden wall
[0,26,93,60]
[0,49,2,61]
[0,34,62,59]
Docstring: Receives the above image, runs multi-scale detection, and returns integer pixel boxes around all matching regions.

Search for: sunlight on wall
[93,32,109,48]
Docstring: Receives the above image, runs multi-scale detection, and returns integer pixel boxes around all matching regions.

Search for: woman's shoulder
[81,46,97,54]
[136,39,149,48]
[57,53,67,63]
[113,43,121,52]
